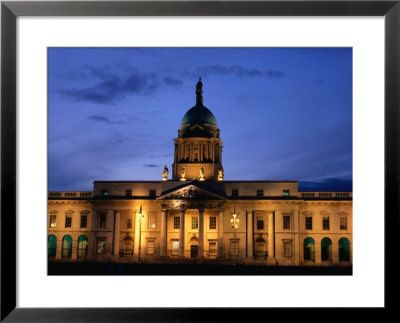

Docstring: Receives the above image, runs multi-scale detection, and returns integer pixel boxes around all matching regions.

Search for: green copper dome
[181,105,217,126]
[181,77,217,126]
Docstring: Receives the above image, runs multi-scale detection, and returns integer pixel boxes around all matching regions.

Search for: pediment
[158,183,226,201]
[337,211,348,216]
[320,211,330,216]
[189,124,204,130]
[302,211,314,216]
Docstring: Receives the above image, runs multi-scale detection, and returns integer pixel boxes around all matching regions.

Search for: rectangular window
[96,238,106,255]
[101,189,108,196]
[305,217,312,230]
[149,190,156,197]
[65,215,72,228]
[49,215,57,228]
[283,241,292,257]
[147,241,155,255]
[256,216,264,230]
[257,189,264,197]
[283,189,290,196]
[99,214,106,228]
[209,241,217,257]
[80,215,87,228]
[125,189,132,197]
[174,216,180,230]
[323,217,330,230]
[148,213,156,229]
[283,215,291,230]
[127,217,132,229]
[231,189,238,197]
[172,241,179,256]
[192,217,199,230]
[340,217,347,230]
[209,217,216,230]
[230,240,239,256]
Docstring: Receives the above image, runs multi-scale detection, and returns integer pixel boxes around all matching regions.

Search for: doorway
[190,245,198,258]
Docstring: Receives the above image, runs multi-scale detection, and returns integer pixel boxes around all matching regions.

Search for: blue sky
[48,48,352,191]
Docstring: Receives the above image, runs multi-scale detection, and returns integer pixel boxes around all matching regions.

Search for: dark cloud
[88,115,111,123]
[299,177,352,192]
[163,76,183,86]
[60,71,160,104]
[266,70,285,78]
[144,164,159,168]
[185,65,284,79]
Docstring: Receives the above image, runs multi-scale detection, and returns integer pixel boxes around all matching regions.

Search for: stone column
[217,209,224,258]
[267,211,276,265]
[160,209,168,257]
[246,210,253,259]
[113,211,120,256]
[56,239,62,259]
[198,208,205,258]
[179,208,186,258]
[332,241,339,264]
[71,237,78,260]
[134,211,140,256]
[292,210,300,266]
[91,210,97,230]
[315,241,322,264]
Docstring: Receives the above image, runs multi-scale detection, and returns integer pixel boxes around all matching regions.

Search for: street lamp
[138,205,144,264]
[230,205,239,266]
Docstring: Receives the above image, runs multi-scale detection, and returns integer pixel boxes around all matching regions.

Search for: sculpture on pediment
[217,167,224,181]
[199,167,205,181]
[162,165,169,181]
[180,167,186,181]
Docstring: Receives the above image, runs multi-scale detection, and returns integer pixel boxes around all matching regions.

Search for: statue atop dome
[196,77,203,105]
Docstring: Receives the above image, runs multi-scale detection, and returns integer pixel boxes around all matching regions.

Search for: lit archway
[48,235,57,258]
[338,238,350,261]
[321,237,332,261]
[77,235,88,258]
[62,235,72,258]
[303,237,315,261]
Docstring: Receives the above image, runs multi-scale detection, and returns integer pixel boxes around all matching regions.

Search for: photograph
[47,47,352,275]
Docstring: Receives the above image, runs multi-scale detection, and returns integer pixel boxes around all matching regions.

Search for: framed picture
[1,0,397,321]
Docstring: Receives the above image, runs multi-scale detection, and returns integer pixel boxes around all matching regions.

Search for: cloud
[88,115,111,123]
[163,76,183,86]
[299,177,352,192]
[60,70,160,104]
[266,70,285,78]
[185,65,284,79]
[144,164,159,168]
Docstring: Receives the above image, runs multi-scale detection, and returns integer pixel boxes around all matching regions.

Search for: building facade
[48,79,352,266]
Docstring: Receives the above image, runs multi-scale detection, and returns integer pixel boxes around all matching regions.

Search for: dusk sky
[48,48,352,192]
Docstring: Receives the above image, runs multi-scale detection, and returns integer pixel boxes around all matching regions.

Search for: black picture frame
[1,0,398,321]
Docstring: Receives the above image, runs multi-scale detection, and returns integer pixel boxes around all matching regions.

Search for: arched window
[303,237,315,261]
[255,238,266,258]
[62,235,72,258]
[77,235,88,258]
[338,238,350,261]
[48,235,57,258]
[321,237,332,261]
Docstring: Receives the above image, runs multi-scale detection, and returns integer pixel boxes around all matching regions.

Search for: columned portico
[179,208,186,258]
[160,209,167,257]
[267,211,276,265]
[198,208,205,258]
